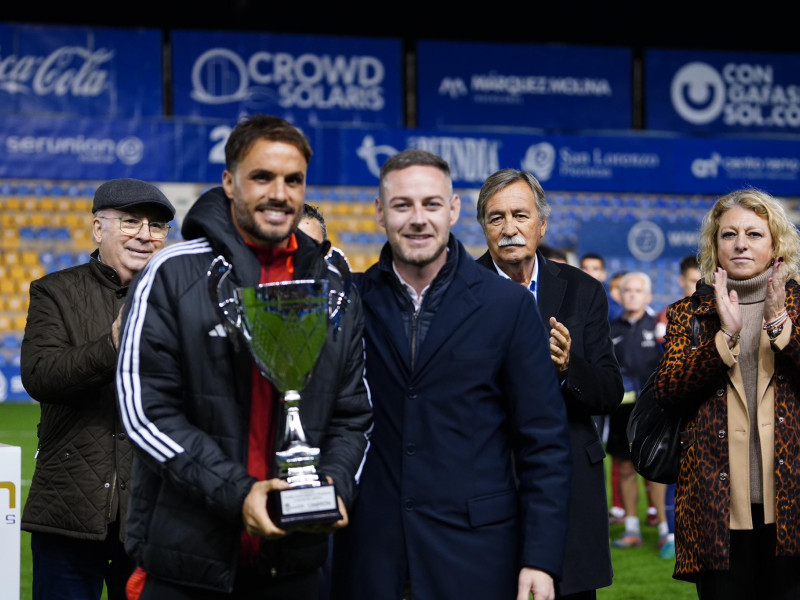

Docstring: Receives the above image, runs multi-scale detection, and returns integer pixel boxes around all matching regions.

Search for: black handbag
[626,300,699,484]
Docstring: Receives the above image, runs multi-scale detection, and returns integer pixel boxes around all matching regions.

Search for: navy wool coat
[332,237,572,600]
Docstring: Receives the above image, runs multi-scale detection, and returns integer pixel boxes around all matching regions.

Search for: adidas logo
[208,324,227,337]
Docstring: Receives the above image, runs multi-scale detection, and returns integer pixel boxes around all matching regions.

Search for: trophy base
[268,481,342,529]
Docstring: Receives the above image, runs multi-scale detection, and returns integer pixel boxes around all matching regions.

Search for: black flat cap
[92,178,176,220]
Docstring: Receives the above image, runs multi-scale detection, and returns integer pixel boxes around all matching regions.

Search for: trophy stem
[283,390,307,447]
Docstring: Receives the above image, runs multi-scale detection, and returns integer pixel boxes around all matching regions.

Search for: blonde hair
[697,188,800,284]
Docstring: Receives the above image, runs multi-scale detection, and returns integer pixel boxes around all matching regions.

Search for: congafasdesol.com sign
[645,48,800,134]
[171,30,403,128]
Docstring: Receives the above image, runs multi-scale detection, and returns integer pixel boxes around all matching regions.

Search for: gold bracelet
[720,328,740,341]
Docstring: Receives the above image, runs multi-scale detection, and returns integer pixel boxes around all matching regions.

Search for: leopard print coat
[655,279,800,581]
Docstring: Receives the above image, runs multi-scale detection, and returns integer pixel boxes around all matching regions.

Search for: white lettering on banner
[190,47,386,111]
[438,77,468,98]
[551,146,659,180]
[407,136,500,183]
[4,134,143,165]
[468,74,612,97]
[667,231,700,247]
[671,61,800,130]
[691,151,800,180]
[592,149,660,168]
[0,46,114,98]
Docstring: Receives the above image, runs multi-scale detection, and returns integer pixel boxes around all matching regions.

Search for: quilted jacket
[20,249,133,541]
[655,280,800,581]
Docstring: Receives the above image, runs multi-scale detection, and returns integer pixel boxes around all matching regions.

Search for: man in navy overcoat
[330,151,571,600]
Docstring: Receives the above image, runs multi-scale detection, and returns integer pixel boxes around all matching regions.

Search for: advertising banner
[170,30,403,128]
[576,215,703,262]
[302,127,800,196]
[0,23,163,118]
[416,40,632,131]
[2,115,799,197]
[0,116,173,180]
[645,48,800,135]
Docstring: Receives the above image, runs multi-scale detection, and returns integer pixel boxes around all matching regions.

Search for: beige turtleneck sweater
[726,270,770,506]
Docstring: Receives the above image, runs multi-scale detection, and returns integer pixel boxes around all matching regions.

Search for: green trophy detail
[241,285,329,392]
[208,261,344,529]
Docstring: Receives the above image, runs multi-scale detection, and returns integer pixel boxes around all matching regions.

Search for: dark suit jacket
[477,250,623,595]
[332,238,572,600]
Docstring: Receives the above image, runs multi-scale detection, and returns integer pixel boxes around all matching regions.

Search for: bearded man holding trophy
[116,115,373,600]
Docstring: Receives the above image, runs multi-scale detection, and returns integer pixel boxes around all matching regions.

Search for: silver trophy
[207,254,350,528]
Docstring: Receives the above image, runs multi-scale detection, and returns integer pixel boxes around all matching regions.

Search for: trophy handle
[207,255,242,338]
[326,247,352,333]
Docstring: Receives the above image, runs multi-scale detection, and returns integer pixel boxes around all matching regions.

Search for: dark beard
[234,203,300,245]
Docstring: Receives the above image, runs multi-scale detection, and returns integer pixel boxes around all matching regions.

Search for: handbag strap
[690,294,700,350]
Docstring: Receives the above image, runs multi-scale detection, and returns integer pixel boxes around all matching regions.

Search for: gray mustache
[498,235,526,247]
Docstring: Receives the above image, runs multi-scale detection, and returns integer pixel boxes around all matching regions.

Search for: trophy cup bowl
[208,256,344,528]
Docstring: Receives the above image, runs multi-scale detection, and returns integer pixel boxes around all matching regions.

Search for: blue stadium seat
[2,334,21,350]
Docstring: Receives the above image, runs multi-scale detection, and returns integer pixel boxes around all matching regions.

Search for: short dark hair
[679,254,699,274]
[540,244,568,262]
[224,114,313,171]
[378,149,452,200]
[302,203,327,240]
[580,252,605,267]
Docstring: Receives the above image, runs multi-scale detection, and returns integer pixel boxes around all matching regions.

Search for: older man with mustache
[476,169,623,600]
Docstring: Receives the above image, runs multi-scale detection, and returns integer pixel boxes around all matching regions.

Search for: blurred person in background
[475,168,623,600]
[655,188,800,598]
[540,243,569,264]
[606,271,667,551]
[20,178,175,600]
[655,254,702,344]
[580,252,626,524]
[331,152,571,600]
[299,203,328,243]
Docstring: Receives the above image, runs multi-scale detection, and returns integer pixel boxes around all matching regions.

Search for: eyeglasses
[97,216,171,240]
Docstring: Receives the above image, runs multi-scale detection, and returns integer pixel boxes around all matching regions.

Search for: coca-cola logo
[0,46,115,97]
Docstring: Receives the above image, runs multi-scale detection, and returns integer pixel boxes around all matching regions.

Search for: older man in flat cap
[20,178,176,600]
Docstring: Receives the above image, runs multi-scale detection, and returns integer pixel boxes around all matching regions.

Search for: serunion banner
[0,23,163,118]
[0,115,172,180]
[170,30,403,128]
[416,40,632,130]
[645,48,800,134]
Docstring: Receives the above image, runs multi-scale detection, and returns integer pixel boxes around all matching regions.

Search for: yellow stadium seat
[6,294,26,312]
[0,279,15,294]
[38,197,56,211]
[0,227,19,248]
[29,213,49,227]
[3,197,21,211]
[28,265,45,280]
[21,250,39,266]
[12,314,27,331]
